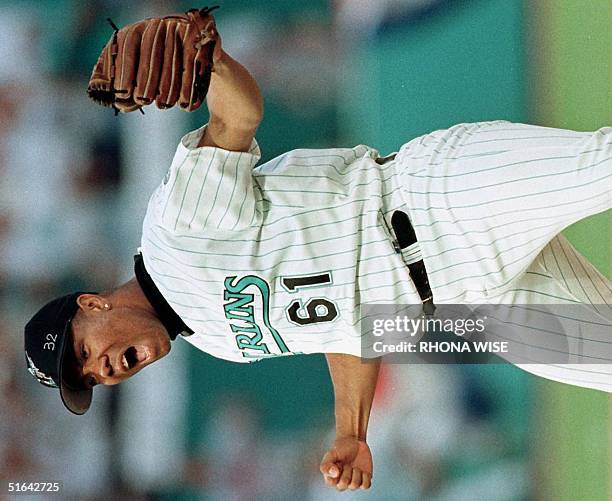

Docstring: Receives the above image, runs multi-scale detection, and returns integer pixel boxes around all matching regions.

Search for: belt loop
[375,153,397,165]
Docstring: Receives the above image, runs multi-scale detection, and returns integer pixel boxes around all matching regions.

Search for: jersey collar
[133,253,194,340]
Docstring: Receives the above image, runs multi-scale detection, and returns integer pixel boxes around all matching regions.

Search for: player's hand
[319,436,373,491]
[205,19,224,66]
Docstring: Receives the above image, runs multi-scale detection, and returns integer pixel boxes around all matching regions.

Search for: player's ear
[76,294,110,313]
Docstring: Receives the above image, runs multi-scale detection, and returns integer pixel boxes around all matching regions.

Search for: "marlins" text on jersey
[223,275,289,358]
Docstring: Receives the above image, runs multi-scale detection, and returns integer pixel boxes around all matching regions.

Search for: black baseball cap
[24,292,96,415]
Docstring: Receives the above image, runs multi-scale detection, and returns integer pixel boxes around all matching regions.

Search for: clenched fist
[319,436,373,491]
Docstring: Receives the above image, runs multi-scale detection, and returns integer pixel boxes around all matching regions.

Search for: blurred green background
[1,0,609,500]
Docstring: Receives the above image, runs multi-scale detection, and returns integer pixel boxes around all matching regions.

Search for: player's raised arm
[320,354,380,491]
[198,27,264,152]
[87,7,262,152]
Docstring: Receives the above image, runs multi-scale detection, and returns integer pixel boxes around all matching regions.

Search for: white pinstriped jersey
[141,121,612,392]
[395,121,611,304]
[141,124,418,363]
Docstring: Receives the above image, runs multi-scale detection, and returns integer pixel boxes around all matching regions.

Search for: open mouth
[121,346,149,371]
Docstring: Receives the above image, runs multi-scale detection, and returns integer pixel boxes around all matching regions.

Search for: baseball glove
[87,6,219,114]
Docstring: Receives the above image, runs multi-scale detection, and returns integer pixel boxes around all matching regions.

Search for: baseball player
[23,7,611,492]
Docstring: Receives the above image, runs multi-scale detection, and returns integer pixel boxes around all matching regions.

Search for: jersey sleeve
[155,124,262,232]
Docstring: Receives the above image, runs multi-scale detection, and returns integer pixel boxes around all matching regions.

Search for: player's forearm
[206,50,263,130]
[326,354,381,440]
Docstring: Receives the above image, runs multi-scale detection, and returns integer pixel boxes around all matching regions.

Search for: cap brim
[60,379,93,415]
[57,320,93,415]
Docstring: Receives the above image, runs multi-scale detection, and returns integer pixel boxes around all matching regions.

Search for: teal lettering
[236,333,270,354]
[223,291,255,322]
[223,274,289,356]
[224,275,255,294]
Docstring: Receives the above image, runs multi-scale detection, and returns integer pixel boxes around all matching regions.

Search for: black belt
[391,210,436,316]
[375,153,398,165]
[377,154,435,316]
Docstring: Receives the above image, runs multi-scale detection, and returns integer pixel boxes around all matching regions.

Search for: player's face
[67,305,171,388]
